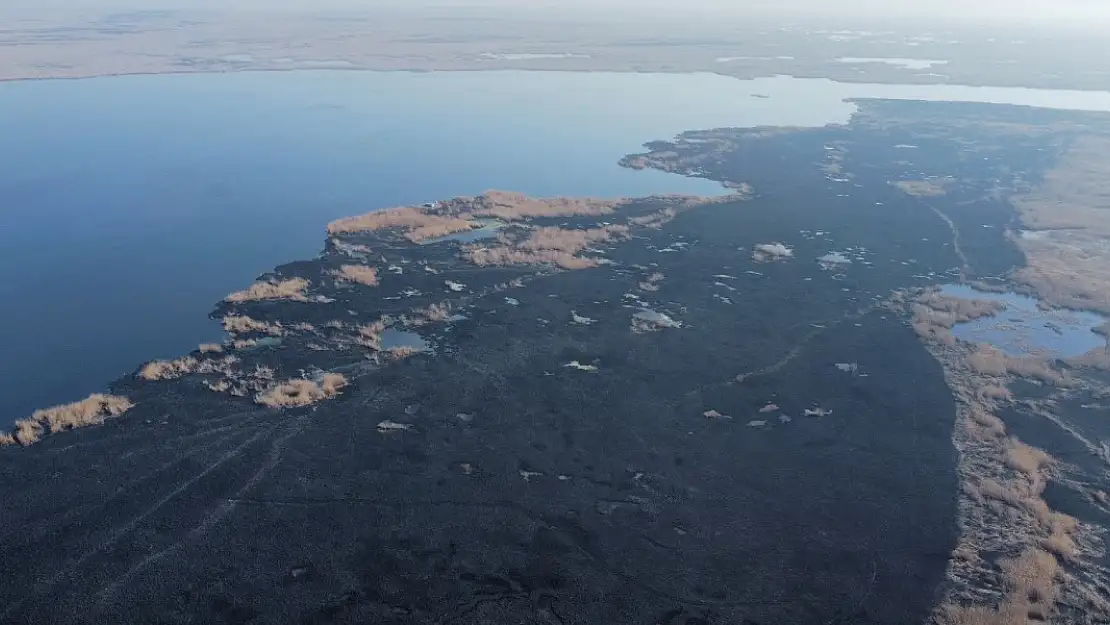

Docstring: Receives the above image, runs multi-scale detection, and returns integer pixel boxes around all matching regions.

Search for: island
[2,98,1110,625]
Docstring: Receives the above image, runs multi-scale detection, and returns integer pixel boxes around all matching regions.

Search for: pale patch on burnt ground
[221,314,285,337]
[751,242,794,263]
[331,264,379,287]
[637,271,665,292]
[254,374,348,408]
[225,277,310,303]
[0,394,134,447]
[138,354,241,381]
[466,224,630,270]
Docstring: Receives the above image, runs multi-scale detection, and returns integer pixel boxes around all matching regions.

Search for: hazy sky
[9,0,1110,25]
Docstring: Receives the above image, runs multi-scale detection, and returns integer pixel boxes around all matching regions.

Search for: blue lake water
[5,70,1110,422]
[942,284,1108,358]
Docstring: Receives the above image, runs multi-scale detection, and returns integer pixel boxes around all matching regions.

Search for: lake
[4,70,1110,422]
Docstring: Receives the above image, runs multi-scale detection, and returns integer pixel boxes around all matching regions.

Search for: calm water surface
[4,70,1110,421]
[942,284,1107,358]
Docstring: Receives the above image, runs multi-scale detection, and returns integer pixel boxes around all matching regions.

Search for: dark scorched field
[2,99,1074,625]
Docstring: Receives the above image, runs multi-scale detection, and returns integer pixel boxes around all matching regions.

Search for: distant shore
[3,55,1109,94]
[2,9,1109,91]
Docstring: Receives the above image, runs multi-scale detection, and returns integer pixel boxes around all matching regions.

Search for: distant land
[1,7,1109,90]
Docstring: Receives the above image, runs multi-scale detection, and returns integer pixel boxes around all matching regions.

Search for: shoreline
[5,65,1110,95]
[4,68,1110,124]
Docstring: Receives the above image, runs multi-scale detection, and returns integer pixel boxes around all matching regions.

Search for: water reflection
[942,284,1107,358]
[381,328,430,352]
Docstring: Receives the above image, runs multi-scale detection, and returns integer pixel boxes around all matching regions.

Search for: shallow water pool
[942,284,1107,358]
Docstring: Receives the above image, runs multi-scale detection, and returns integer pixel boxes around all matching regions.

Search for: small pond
[942,284,1107,358]
[381,328,430,352]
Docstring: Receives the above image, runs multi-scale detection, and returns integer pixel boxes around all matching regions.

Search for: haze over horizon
[5,0,1110,27]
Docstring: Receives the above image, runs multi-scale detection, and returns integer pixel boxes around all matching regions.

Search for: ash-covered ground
[4,99,1110,624]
